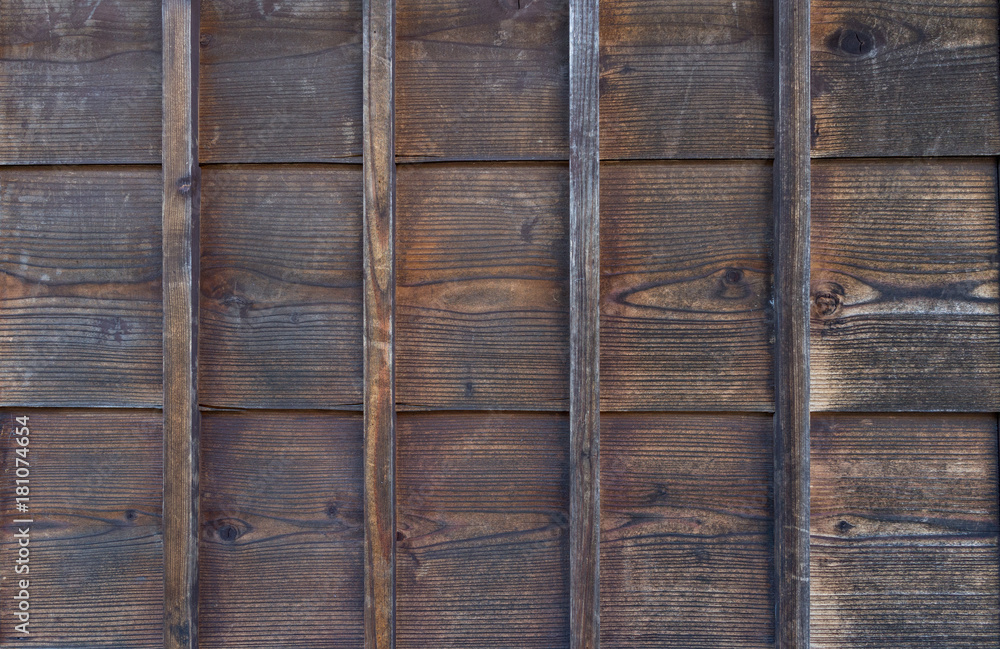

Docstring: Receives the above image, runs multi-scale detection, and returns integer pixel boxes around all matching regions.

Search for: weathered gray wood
[363,0,395,643]
[773,0,810,645]
[162,0,199,646]
[569,0,600,645]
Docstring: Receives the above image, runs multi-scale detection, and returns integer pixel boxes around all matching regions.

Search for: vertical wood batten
[774,0,810,647]
[162,0,200,647]
[569,0,600,645]
[363,0,396,644]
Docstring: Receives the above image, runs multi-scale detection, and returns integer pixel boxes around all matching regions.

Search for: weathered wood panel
[810,413,1000,648]
[396,412,569,648]
[199,165,362,409]
[199,0,362,163]
[199,411,364,647]
[0,167,163,408]
[600,0,773,159]
[810,159,1000,411]
[0,0,161,164]
[0,410,163,647]
[395,0,568,161]
[600,161,773,411]
[600,412,774,648]
[811,0,1000,157]
[396,163,569,410]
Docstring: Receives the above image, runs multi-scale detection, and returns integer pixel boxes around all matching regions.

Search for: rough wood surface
[810,414,1000,648]
[0,410,163,647]
[396,412,569,648]
[811,0,999,157]
[601,161,773,411]
[810,159,1000,411]
[0,167,163,408]
[600,0,773,159]
[568,0,600,643]
[601,413,774,648]
[162,0,200,644]
[362,0,395,642]
[395,0,568,161]
[396,163,569,410]
[199,0,362,163]
[773,0,810,644]
[199,412,364,647]
[0,0,162,164]
[199,165,363,409]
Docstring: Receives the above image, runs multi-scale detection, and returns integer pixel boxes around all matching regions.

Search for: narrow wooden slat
[363,0,396,643]
[773,0,810,646]
[569,0,600,645]
[162,0,200,647]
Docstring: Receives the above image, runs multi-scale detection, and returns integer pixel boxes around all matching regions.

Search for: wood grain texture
[395,0,569,161]
[199,411,364,648]
[600,161,773,411]
[199,0,362,163]
[810,159,1000,411]
[0,410,163,647]
[199,165,363,409]
[601,413,774,648]
[568,0,600,644]
[773,0,810,644]
[811,0,1000,157]
[600,0,774,159]
[163,0,200,644]
[363,0,395,642]
[810,414,1000,648]
[396,163,569,410]
[396,412,569,648]
[0,167,163,408]
[0,0,161,164]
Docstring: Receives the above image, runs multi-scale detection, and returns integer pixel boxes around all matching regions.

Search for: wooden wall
[0,0,997,647]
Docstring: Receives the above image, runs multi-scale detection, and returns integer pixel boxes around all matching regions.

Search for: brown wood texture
[773,0,810,646]
[810,414,1000,648]
[199,411,364,647]
[395,163,569,410]
[199,0,362,163]
[568,0,600,644]
[600,161,773,411]
[600,413,774,648]
[0,0,162,164]
[395,0,569,161]
[0,410,164,647]
[810,159,1000,412]
[0,167,163,408]
[600,0,774,159]
[811,0,1000,157]
[362,0,395,642]
[199,165,363,409]
[163,0,200,644]
[396,412,570,648]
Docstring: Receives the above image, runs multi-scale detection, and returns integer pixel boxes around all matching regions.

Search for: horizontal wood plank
[0,0,161,164]
[396,0,569,161]
[396,412,569,648]
[0,167,163,407]
[0,410,163,647]
[810,159,1000,411]
[600,0,774,159]
[811,0,1000,157]
[600,412,774,648]
[199,0,362,163]
[199,165,363,409]
[396,163,569,410]
[810,413,1000,648]
[199,411,364,647]
[601,161,773,411]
